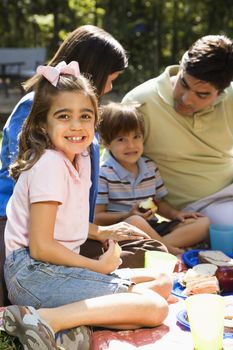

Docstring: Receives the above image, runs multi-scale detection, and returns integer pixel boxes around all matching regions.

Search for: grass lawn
[0,330,22,350]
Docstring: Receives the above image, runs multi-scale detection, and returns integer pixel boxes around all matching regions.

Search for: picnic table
[0,61,24,97]
[0,47,47,97]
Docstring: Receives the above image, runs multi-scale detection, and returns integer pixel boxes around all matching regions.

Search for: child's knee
[147,297,169,326]
[126,215,146,227]
[199,216,210,230]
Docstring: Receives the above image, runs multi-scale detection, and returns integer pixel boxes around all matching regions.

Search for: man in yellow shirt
[123,35,233,224]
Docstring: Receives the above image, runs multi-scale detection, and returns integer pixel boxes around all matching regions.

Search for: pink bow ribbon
[36,61,80,86]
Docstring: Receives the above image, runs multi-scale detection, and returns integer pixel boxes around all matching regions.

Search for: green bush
[0,331,23,350]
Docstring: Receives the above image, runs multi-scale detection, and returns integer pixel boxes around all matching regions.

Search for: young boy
[94,102,210,255]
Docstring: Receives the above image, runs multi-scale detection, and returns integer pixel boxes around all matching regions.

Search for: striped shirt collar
[105,152,150,183]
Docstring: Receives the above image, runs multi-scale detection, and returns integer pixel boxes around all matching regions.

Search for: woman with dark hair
[0,25,128,226]
[23,25,128,97]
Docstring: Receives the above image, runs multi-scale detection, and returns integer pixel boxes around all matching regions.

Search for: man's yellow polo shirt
[123,66,233,209]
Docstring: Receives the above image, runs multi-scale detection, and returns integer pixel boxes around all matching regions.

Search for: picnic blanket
[1,255,233,349]
[92,295,191,350]
[91,257,233,350]
[92,294,233,350]
[1,302,233,350]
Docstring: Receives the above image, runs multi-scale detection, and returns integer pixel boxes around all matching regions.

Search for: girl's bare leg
[128,268,173,300]
[38,291,169,333]
[38,269,172,332]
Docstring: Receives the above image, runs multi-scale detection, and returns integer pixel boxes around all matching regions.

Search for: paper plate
[176,308,233,338]
[172,279,186,299]
[181,250,233,268]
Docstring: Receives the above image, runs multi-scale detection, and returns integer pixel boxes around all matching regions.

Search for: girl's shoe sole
[3,306,57,350]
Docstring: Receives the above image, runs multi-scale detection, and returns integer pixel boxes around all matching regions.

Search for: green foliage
[0,331,23,350]
[0,0,233,95]
[0,131,2,154]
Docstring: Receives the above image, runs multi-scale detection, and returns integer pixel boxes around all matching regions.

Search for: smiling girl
[3,62,172,350]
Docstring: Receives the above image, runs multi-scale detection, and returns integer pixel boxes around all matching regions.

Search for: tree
[0,0,233,94]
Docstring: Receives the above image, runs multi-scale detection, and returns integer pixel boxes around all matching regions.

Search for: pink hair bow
[36,61,80,86]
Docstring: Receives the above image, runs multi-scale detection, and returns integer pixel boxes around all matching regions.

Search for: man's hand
[173,210,204,222]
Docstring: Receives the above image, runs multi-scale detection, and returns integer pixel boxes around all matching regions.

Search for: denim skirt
[4,248,132,308]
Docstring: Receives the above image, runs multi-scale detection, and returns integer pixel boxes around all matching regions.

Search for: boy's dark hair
[98,102,144,145]
[180,35,233,91]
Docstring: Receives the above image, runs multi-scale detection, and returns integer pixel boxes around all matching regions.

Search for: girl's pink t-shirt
[5,149,91,256]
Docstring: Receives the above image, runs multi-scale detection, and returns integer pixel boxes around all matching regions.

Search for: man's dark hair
[180,35,233,91]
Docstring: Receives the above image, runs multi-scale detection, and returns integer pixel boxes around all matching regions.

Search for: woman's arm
[89,220,150,243]
[89,133,100,223]
[0,94,33,216]
[29,201,121,274]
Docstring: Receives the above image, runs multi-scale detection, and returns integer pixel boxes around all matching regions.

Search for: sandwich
[198,250,233,267]
[179,263,220,296]
[198,251,233,293]
[183,276,220,296]
[139,197,158,213]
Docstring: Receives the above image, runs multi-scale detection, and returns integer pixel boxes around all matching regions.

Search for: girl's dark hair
[23,25,128,97]
[10,74,99,180]
[180,35,233,91]
[98,102,144,145]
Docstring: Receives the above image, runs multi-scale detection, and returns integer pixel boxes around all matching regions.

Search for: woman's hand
[97,240,122,274]
[98,221,150,242]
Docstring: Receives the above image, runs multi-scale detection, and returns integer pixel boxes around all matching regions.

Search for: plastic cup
[209,224,233,253]
[186,294,224,350]
[144,251,177,275]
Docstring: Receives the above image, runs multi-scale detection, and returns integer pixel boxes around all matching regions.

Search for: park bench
[0,47,47,97]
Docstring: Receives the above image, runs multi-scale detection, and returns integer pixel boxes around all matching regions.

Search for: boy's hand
[97,240,122,274]
[129,204,155,220]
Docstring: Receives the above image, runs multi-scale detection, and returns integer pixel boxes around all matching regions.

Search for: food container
[216,266,233,293]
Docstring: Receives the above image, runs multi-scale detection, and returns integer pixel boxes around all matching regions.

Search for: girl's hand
[97,240,122,274]
[173,211,204,222]
[99,222,150,242]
